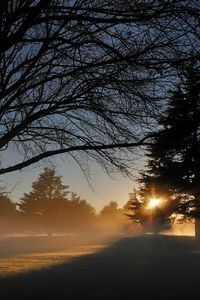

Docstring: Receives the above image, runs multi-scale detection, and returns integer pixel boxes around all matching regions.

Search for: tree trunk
[195,218,200,240]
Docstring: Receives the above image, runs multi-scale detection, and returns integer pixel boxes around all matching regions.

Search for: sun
[147,198,161,209]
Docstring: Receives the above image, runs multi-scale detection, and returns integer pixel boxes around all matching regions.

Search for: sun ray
[147,198,161,209]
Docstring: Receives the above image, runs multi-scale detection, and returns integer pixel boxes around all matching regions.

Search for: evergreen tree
[67,192,96,232]
[99,201,127,234]
[19,168,70,235]
[125,189,175,234]
[137,61,200,237]
[0,192,19,235]
[99,201,119,219]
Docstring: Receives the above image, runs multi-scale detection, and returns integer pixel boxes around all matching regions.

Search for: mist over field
[0,219,195,280]
[0,234,200,300]
[0,0,200,299]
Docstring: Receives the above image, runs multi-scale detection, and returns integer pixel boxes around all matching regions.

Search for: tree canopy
[0,0,200,176]
[19,168,98,235]
[0,192,19,235]
[19,168,69,216]
[145,61,200,211]
[129,60,200,235]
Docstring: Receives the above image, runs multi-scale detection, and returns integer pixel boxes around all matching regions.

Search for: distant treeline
[0,168,136,236]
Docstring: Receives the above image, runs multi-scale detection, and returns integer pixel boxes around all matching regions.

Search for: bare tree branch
[0,0,199,175]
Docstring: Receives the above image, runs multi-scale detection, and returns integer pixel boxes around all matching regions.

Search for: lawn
[0,235,200,299]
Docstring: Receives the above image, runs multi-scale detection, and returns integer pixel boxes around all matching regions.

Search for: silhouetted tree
[137,61,200,237]
[99,201,127,235]
[0,1,199,177]
[67,192,97,233]
[125,190,176,234]
[19,168,70,235]
[0,192,19,236]
[99,201,119,218]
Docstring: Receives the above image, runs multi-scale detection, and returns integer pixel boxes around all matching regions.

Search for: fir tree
[137,61,200,237]
[67,192,96,231]
[125,190,175,234]
[19,168,70,235]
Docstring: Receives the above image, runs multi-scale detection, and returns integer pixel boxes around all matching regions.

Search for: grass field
[0,235,200,299]
[0,235,109,277]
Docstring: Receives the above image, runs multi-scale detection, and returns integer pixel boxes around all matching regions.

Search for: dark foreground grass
[0,235,200,300]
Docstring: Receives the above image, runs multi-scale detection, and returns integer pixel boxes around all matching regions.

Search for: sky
[1,154,143,212]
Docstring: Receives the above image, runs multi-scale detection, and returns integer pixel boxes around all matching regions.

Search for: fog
[0,193,196,280]
[0,215,194,257]
[1,234,200,300]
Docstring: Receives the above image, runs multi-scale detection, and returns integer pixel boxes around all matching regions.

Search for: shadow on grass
[0,235,200,300]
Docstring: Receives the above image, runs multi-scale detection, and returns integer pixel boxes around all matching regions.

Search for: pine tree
[67,192,96,232]
[19,168,70,235]
[138,61,200,237]
[99,201,119,218]
[125,189,175,234]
